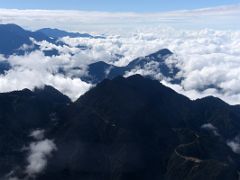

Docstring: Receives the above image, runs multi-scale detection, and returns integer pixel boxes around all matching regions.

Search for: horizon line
[0,3,239,14]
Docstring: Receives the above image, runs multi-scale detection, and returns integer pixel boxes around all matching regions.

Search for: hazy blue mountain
[0,48,177,83]
[0,24,180,84]
[81,49,180,84]
[0,24,106,59]
[37,28,105,39]
[0,24,57,56]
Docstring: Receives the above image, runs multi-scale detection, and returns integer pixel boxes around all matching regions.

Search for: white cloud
[124,61,164,80]
[0,45,93,101]
[30,129,45,141]
[227,136,240,154]
[25,139,56,176]
[0,4,239,34]
[81,28,240,105]
[86,29,240,105]
[0,23,240,104]
[5,137,57,180]
[201,123,220,136]
[0,67,92,101]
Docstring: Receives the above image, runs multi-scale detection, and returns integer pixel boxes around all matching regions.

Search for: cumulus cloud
[0,67,92,101]
[75,28,240,105]
[84,29,240,104]
[124,61,164,80]
[0,45,93,101]
[227,136,240,154]
[25,139,56,176]
[30,129,45,141]
[5,129,56,180]
[201,123,220,136]
[0,24,240,104]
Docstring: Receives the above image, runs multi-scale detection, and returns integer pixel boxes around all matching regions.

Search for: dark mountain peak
[195,95,224,102]
[194,95,229,108]
[126,73,153,81]
[128,48,171,64]
[1,75,240,179]
[34,85,61,94]
[111,74,172,90]
[33,85,71,103]
[0,88,33,98]
[40,75,240,180]
[151,48,173,57]
[93,74,180,96]
[134,48,173,62]
[110,74,160,87]
[77,75,190,117]
[90,61,112,68]
[18,88,33,95]
[83,61,119,84]
[93,74,150,90]
[0,85,70,104]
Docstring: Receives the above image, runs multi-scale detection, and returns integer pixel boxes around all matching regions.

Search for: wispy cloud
[201,123,220,136]
[0,4,239,34]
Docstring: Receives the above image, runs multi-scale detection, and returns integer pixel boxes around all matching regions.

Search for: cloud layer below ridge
[0,24,240,104]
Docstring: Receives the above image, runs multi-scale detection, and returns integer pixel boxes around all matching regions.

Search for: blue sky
[1,0,240,12]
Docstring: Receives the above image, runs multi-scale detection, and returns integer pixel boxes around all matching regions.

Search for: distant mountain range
[0,24,56,56]
[1,24,240,180]
[1,75,240,180]
[37,28,104,39]
[0,24,181,87]
[58,48,181,85]
[81,48,180,84]
[0,24,103,56]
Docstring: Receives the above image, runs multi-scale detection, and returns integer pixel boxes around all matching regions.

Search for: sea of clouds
[0,5,240,180]
[0,27,240,104]
[0,4,239,103]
